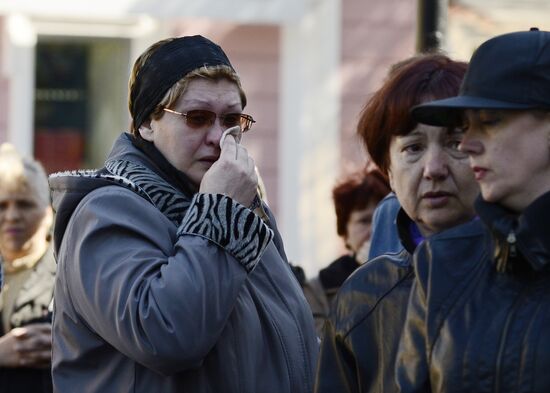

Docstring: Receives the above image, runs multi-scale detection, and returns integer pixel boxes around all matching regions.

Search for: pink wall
[170,5,416,214]
[339,0,416,173]
[0,16,8,143]
[171,22,281,214]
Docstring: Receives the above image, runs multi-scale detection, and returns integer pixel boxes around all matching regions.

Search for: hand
[0,323,52,368]
[200,134,257,208]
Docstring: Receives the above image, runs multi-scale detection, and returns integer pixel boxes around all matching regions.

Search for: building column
[4,14,36,156]
[279,0,341,277]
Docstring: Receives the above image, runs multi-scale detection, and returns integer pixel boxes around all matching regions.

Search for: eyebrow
[399,130,424,138]
[446,128,464,135]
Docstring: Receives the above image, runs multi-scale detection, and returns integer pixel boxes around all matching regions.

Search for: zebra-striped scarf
[105,159,191,226]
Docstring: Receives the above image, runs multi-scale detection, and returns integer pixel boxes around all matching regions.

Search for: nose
[204,118,225,147]
[423,145,449,180]
[4,204,21,221]
[458,130,483,156]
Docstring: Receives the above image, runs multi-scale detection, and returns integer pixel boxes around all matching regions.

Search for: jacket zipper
[506,230,517,258]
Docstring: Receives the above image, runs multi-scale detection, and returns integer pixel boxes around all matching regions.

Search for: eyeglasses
[162,108,256,132]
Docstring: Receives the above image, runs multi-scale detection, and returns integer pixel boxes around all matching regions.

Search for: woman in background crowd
[397,28,550,393]
[0,144,55,393]
[303,168,390,335]
[315,53,479,393]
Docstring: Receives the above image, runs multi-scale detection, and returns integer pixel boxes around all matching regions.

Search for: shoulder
[347,250,412,290]
[411,218,491,331]
[59,185,175,260]
[414,218,489,289]
[75,184,163,221]
[369,193,403,259]
[332,249,413,333]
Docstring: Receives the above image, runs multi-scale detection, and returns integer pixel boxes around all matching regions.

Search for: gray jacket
[49,133,317,393]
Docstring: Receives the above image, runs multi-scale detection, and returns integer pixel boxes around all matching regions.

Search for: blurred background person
[0,143,55,393]
[314,53,478,393]
[302,168,390,335]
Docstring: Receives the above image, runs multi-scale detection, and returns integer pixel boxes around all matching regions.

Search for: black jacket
[397,191,550,393]
[314,209,415,393]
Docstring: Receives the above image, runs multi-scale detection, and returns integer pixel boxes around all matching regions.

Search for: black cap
[412,28,550,126]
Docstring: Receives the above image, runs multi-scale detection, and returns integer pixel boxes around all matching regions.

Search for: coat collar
[396,209,421,254]
[475,191,550,272]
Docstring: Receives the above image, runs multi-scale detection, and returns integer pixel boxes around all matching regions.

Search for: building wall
[340,0,416,172]
[448,0,550,61]
[0,16,8,143]
[171,22,281,213]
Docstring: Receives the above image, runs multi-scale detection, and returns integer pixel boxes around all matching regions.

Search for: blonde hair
[0,144,50,206]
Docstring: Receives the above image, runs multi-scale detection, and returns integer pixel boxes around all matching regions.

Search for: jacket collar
[396,209,421,254]
[129,134,198,197]
[475,191,550,272]
[318,255,359,290]
[49,133,198,256]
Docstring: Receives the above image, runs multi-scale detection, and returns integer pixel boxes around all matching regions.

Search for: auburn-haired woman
[315,53,478,393]
[397,28,550,393]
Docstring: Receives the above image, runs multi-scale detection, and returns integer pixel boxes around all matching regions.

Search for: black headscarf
[130,35,235,132]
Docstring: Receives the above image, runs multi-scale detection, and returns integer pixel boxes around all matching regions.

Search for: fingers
[220,135,253,165]
[14,332,51,352]
[14,330,52,367]
[13,323,51,340]
[17,348,52,367]
[219,126,242,148]
[11,327,29,339]
[219,132,237,159]
[13,324,52,353]
[0,325,52,368]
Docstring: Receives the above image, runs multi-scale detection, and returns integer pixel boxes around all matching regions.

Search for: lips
[472,166,488,181]
[3,226,24,234]
[422,191,452,208]
[199,156,219,164]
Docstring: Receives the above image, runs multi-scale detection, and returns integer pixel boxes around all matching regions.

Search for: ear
[387,168,395,191]
[138,121,154,142]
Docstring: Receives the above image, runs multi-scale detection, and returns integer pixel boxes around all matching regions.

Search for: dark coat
[303,254,360,336]
[314,209,415,393]
[397,191,550,393]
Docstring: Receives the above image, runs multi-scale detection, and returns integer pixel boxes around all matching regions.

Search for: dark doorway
[34,42,89,173]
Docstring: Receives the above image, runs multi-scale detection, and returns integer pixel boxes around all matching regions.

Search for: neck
[2,238,49,274]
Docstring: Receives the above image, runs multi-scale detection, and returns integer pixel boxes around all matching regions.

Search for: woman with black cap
[397,28,550,392]
[49,35,318,393]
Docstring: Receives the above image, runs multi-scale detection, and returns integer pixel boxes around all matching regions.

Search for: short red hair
[333,169,390,238]
[357,54,467,175]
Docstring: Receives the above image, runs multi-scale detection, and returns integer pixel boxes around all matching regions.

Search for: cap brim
[411,96,534,126]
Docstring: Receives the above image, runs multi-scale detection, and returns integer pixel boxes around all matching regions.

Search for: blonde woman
[0,144,55,393]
